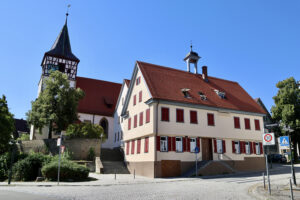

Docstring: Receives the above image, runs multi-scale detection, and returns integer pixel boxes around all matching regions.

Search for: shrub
[17,134,30,141]
[0,151,27,181]
[87,147,95,161]
[66,123,104,139]
[12,153,51,181]
[42,160,89,181]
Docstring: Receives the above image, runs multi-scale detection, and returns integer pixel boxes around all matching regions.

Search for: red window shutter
[190,111,197,124]
[139,112,143,126]
[126,141,129,155]
[255,119,260,130]
[187,137,190,152]
[168,137,171,151]
[222,140,226,153]
[253,142,256,154]
[161,108,169,121]
[208,113,215,126]
[134,95,137,105]
[250,142,253,154]
[234,117,240,128]
[232,141,236,153]
[137,139,141,154]
[131,140,135,154]
[182,137,186,152]
[176,109,184,122]
[245,118,250,130]
[156,136,160,151]
[144,137,149,153]
[146,109,150,123]
[128,118,131,130]
[259,142,263,154]
[139,91,142,102]
[197,138,200,151]
[213,139,217,153]
[172,137,176,151]
[134,115,137,128]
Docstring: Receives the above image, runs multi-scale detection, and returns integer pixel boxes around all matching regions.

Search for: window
[207,113,215,126]
[139,112,143,126]
[244,118,251,130]
[146,109,150,123]
[58,63,65,73]
[128,118,131,130]
[217,139,223,154]
[131,140,135,154]
[234,117,240,129]
[136,76,141,85]
[190,111,198,124]
[176,109,184,123]
[134,115,137,128]
[245,142,251,154]
[144,137,149,153]
[255,119,260,130]
[160,136,168,152]
[133,95,136,106]
[255,142,260,155]
[175,137,183,152]
[190,138,196,152]
[161,107,169,121]
[233,141,240,154]
[137,139,141,154]
[126,141,129,155]
[139,91,142,102]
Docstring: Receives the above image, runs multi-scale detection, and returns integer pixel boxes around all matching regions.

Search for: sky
[0,0,299,119]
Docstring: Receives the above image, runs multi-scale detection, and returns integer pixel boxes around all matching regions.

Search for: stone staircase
[182,160,211,177]
[100,148,130,174]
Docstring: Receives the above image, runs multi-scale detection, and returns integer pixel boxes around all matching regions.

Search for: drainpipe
[154,100,159,178]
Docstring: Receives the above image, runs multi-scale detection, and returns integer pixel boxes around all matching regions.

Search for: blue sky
[0,0,299,119]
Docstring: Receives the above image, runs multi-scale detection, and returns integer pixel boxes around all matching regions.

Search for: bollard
[290,179,294,200]
[263,172,265,189]
[134,169,135,179]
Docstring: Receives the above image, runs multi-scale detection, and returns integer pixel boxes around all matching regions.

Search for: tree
[0,95,15,154]
[65,123,106,140]
[271,77,300,159]
[27,71,84,139]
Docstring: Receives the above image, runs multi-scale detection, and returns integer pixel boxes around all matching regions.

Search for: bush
[0,151,27,181]
[66,123,104,139]
[12,153,51,181]
[42,160,89,181]
[17,134,30,141]
[87,147,95,161]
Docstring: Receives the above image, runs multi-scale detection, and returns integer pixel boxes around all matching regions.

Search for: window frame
[245,141,251,154]
[144,137,149,153]
[146,108,150,123]
[160,136,168,152]
[134,115,137,128]
[139,91,142,102]
[139,112,143,126]
[175,137,183,152]
[137,139,141,154]
[207,113,215,126]
[244,118,251,130]
[190,110,198,124]
[161,107,170,122]
[234,117,240,129]
[190,138,196,153]
[128,118,131,130]
[234,141,240,154]
[216,139,223,154]
[176,109,184,123]
[254,119,260,131]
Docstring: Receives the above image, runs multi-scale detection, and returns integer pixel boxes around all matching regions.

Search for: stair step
[102,161,130,174]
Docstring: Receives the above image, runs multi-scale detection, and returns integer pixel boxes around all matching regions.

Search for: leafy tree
[0,95,15,154]
[65,123,105,140]
[27,71,84,139]
[271,77,300,159]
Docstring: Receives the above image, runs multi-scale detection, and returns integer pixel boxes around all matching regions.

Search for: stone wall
[18,139,101,160]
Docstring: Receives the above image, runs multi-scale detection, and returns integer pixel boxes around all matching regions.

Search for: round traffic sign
[264,134,272,142]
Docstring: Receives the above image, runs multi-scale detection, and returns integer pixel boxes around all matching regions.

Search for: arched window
[100,118,108,139]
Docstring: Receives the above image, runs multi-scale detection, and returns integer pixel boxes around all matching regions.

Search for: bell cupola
[183,44,200,74]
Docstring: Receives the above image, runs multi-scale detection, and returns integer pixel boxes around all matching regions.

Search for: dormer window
[198,91,207,100]
[181,88,191,98]
[214,89,226,99]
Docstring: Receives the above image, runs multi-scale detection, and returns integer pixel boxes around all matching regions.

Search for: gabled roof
[136,61,266,115]
[14,119,29,133]
[76,77,122,117]
[124,79,130,87]
[45,22,79,62]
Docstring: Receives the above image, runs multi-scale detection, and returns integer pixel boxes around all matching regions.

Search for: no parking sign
[262,133,275,146]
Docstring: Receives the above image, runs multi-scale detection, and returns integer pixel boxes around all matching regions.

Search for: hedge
[42,160,89,181]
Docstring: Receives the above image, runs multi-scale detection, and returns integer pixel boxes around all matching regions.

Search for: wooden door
[201,138,213,160]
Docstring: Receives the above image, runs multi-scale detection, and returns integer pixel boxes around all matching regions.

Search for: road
[0,163,299,200]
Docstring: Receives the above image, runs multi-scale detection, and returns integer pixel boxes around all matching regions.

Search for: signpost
[282,126,296,185]
[262,132,275,195]
[194,146,200,177]
[279,136,289,147]
[57,133,63,185]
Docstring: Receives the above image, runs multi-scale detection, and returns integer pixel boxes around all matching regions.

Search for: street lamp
[8,139,15,185]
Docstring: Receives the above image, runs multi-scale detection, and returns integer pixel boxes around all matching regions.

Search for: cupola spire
[183,43,200,74]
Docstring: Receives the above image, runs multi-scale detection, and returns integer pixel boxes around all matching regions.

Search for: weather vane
[190,40,193,51]
[65,4,71,24]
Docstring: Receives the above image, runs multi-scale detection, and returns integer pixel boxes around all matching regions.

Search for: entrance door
[201,138,213,160]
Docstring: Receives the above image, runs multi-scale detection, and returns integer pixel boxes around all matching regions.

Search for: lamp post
[283,126,296,185]
[8,139,15,185]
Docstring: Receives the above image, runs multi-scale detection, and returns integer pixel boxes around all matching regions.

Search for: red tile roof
[76,77,122,117]
[137,61,266,114]
[124,79,130,87]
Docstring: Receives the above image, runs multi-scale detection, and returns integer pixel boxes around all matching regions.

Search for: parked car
[268,154,287,163]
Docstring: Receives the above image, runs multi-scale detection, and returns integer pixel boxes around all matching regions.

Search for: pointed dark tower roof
[45,16,79,62]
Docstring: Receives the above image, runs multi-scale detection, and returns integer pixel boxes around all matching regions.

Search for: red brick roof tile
[137,61,266,115]
[76,77,122,117]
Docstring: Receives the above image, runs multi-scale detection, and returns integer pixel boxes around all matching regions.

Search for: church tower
[38,13,79,95]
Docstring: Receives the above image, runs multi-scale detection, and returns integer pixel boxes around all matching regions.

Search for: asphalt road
[0,164,299,200]
[0,190,58,200]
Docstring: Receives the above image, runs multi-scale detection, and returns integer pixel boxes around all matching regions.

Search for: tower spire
[65,4,71,25]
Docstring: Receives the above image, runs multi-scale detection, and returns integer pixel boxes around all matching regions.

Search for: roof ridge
[76,76,121,85]
[136,61,238,84]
